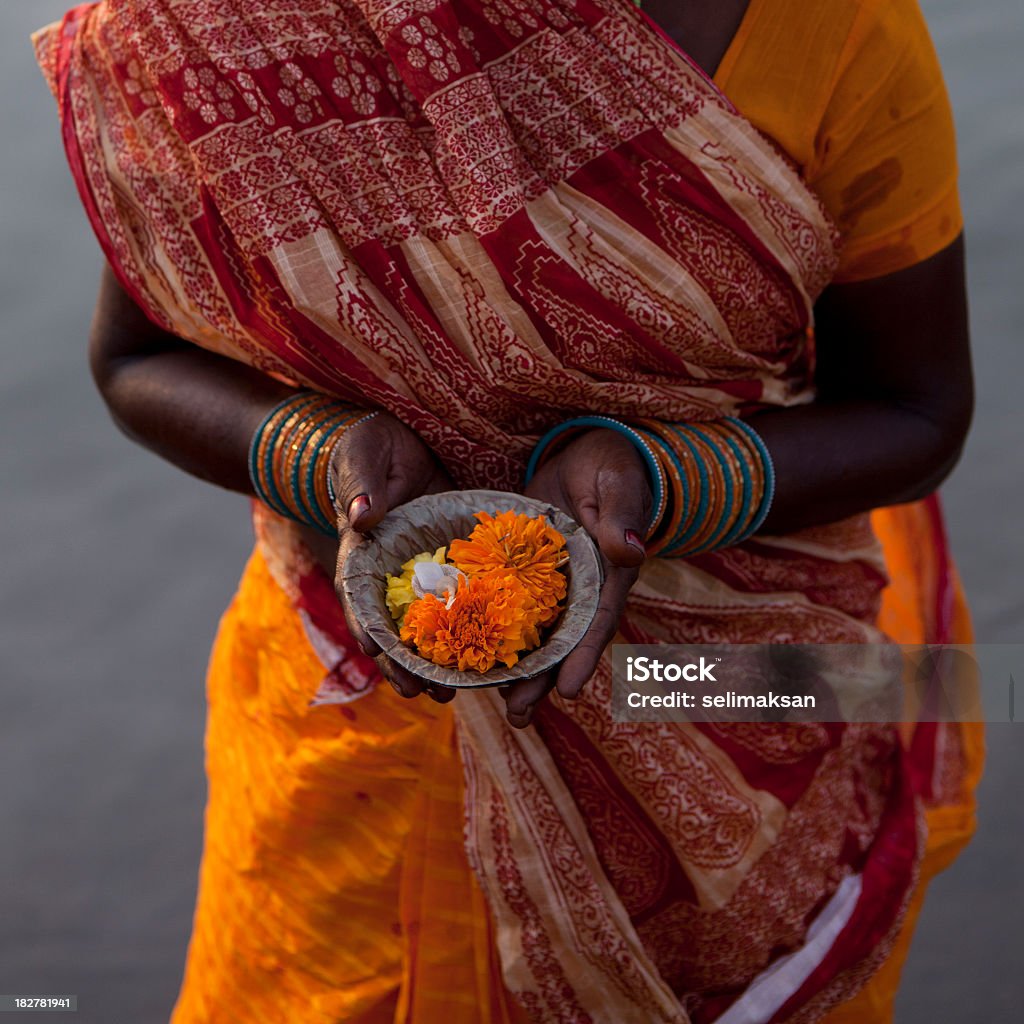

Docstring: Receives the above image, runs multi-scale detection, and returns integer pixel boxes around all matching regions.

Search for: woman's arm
[755,235,973,532]
[89,264,455,703]
[89,264,451,525]
[88,263,292,493]
[512,235,973,725]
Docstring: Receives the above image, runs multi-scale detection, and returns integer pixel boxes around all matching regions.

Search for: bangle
[631,419,689,556]
[324,411,381,512]
[686,424,740,553]
[249,392,368,535]
[711,419,756,549]
[725,415,776,538]
[525,415,667,537]
[295,406,354,532]
[655,422,710,554]
[647,417,773,556]
[533,414,775,558]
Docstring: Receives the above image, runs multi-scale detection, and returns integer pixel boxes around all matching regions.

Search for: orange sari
[34,1,981,1020]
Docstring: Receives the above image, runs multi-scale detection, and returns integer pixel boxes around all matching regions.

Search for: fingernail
[348,494,371,522]
[625,530,646,555]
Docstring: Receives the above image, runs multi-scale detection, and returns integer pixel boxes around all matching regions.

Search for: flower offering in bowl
[340,490,602,688]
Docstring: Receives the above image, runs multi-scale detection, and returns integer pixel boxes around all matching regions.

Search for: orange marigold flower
[448,510,568,628]
[400,573,540,673]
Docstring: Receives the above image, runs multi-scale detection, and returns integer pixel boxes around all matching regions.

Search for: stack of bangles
[524,415,775,557]
[248,391,379,536]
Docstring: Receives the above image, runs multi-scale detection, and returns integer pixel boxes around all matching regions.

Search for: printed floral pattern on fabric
[39,0,838,492]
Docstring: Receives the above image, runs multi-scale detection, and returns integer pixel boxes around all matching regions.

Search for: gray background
[1,1,1021,1021]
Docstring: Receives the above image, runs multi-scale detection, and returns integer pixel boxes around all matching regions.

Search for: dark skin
[87,3,973,728]
[640,0,753,79]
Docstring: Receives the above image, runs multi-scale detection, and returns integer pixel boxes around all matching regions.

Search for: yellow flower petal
[387,547,448,623]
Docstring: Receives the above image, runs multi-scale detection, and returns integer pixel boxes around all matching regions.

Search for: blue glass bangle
[268,399,325,524]
[635,423,690,553]
[725,416,775,540]
[304,410,363,534]
[263,395,322,519]
[295,408,356,534]
[250,393,322,520]
[686,424,737,554]
[525,415,666,535]
[248,396,294,517]
[662,423,710,556]
[713,424,755,550]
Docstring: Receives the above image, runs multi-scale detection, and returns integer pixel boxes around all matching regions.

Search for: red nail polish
[625,530,646,554]
[348,494,371,521]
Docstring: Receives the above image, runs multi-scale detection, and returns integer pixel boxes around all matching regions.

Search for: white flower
[411,561,467,608]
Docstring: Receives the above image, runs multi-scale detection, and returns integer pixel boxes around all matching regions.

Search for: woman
[34,0,981,1020]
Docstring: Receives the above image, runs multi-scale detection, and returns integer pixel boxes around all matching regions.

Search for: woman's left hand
[502,428,653,729]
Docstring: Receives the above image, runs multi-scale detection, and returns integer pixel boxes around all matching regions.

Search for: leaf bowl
[339,489,603,689]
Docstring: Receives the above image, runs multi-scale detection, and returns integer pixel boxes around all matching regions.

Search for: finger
[556,566,637,700]
[376,653,426,699]
[331,418,393,532]
[379,456,447,517]
[335,531,382,657]
[424,683,457,705]
[340,598,381,658]
[374,419,454,517]
[591,465,650,569]
[502,672,556,729]
[422,463,455,497]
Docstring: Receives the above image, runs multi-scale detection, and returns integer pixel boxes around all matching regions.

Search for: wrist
[526,415,667,538]
[249,392,372,535]
[525,414,774,557]
[633,416,774,556]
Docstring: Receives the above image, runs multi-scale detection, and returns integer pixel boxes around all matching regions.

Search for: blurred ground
[0,1,1021,1021]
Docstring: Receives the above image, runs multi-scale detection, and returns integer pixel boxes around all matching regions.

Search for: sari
[34,1,981,1020]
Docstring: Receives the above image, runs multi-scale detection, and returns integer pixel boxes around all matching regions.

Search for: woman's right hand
[329,412,456,703]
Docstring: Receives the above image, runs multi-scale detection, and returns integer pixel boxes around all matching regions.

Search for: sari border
[54,4,164,328]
